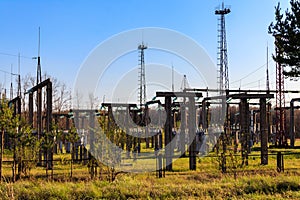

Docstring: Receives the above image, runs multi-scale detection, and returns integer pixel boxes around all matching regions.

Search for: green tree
[17,119,40,179]
[268,0,300,78]
[0,98,19,182]
[66,126,80,179]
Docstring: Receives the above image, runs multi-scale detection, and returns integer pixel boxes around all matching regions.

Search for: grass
[0,141,300,199]
[0,172,299,199]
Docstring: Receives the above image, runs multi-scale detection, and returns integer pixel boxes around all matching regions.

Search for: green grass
[0,140,300,199]
[0,172,299,199]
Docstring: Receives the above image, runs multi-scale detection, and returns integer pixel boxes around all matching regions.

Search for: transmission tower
[215,2,230,93]
[138,43,147,107]
[275,37,287,146]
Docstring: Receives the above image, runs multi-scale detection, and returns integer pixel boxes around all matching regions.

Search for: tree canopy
[268,0,300,78]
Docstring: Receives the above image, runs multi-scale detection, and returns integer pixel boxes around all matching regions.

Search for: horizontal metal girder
[230,93,274,99]
[25,78,51,94]
[156,91,202,98]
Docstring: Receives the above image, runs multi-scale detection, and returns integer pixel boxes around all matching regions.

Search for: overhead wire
[230,58,273,85]
[0,52,33,59]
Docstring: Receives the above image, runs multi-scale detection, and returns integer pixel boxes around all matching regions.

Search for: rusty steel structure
[275,37,287,147]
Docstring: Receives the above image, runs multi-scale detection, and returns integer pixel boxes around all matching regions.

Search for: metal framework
[289,98,300,147]
[138,43,147,107]
[156,91,203,171]
[26,78,52,169]
[215,2,230,92]
[275,38,287,147]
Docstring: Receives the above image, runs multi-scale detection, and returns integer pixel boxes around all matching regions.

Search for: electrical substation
[1,3,300,181]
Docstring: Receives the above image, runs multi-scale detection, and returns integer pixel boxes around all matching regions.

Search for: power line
[230,58,273,84]
[232,71,276,88]
[0,68,18,76]
[0,52,33,59]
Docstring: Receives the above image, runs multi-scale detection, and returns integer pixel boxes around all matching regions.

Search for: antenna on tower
[266,43,270,92]
[215,2,230,93]
[138,43,147,107]
[17,53,21,97]
[10,64,13,100]
[36,27,42,85]
[172,63,174,92]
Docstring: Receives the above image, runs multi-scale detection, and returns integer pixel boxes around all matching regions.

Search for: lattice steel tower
[275,36,287,147]
[215,2,230,92]
[138,43,147,107]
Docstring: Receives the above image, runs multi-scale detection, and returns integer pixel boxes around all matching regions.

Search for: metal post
[37,88,43,166]
[240,98,249,166]
[29,93,33,127]
[202,100,207,129]
[125,107,131,158]
[164,96,172,171]
[188,96,196,170]
[180,99,186,156]
[46,82,53,170]
[260,98,268,165]
[290,101,295,147]
[157,154,163,178]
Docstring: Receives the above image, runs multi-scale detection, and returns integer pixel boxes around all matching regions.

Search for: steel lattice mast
[275,36,287,146]
[215,2,230,93]
[138,43,147,107]
[37,27,42,85]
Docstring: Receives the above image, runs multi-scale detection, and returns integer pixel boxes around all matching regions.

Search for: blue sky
[0,0,293,102]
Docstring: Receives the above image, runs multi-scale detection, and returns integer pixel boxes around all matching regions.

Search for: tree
[66,126,80,179]
[268,0,300,78]
[0,97,18,182]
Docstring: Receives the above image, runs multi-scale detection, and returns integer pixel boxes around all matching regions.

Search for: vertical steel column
[89,111,95,154]
[29,93,33,127]
[164,96,172,171]
[145,105,150,148]
[37,88,43,166]
[188,96,196,170]
[125,107,131,157]
[267,102,271,142]
[46,82,53,169]
[290,101,295,147]
[260,98,268,165]
[180,100,186,156]
[240,98,249,166]
[202,100,207,130]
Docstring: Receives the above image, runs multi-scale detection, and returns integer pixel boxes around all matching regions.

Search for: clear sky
[0,0,294,103]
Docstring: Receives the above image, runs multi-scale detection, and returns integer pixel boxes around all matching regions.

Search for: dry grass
[0,142,300,199]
